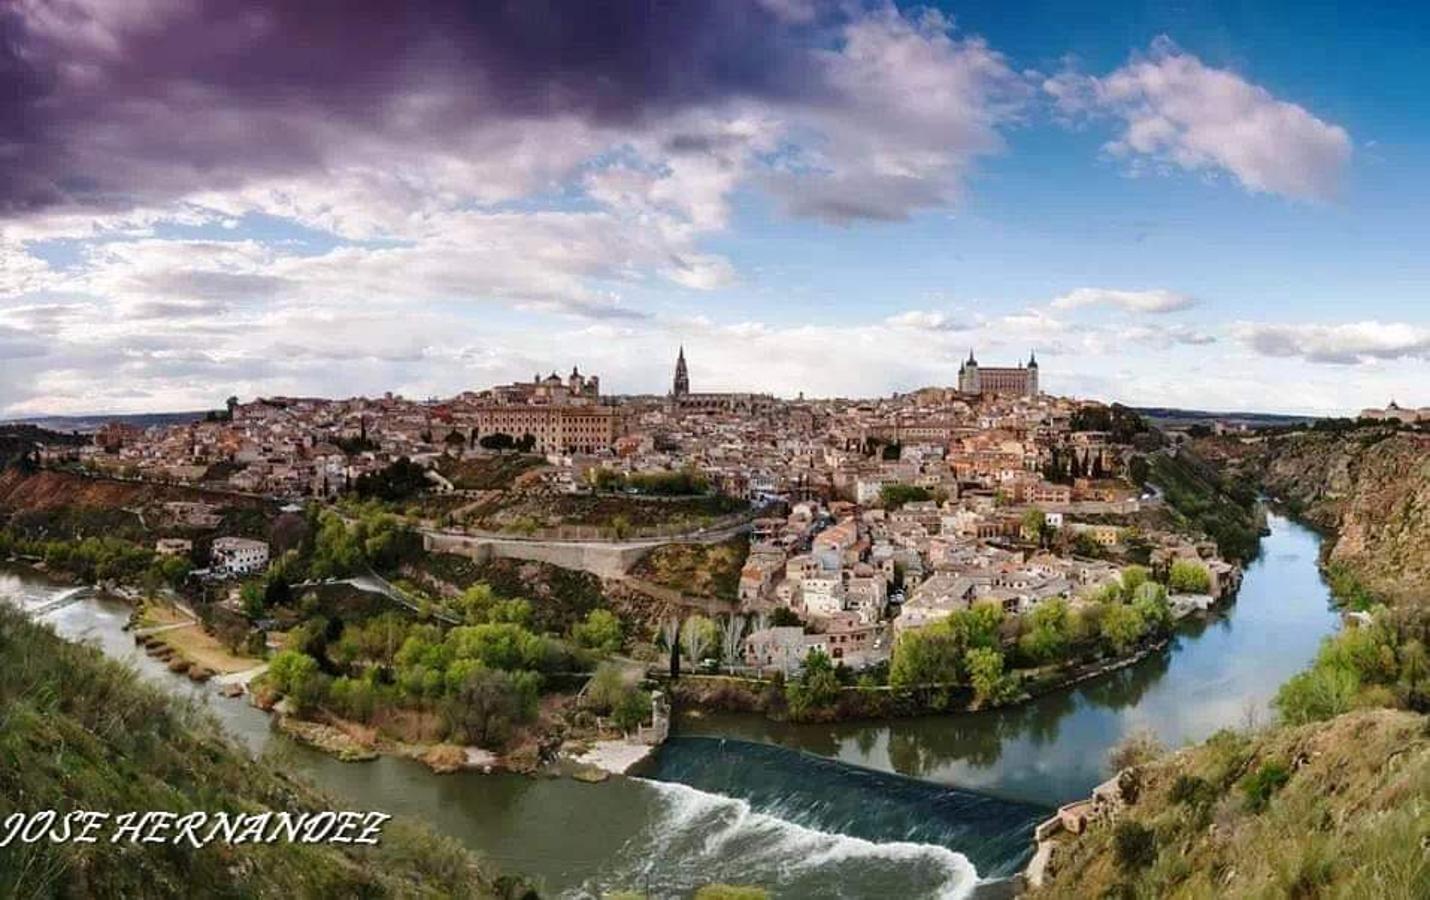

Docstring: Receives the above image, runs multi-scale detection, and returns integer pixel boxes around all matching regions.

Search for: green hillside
[0,604,527,899]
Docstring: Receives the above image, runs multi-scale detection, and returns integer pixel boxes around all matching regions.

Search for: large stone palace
[957,350,1040,397]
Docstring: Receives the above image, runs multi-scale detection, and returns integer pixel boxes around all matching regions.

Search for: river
[0,512,1339,898]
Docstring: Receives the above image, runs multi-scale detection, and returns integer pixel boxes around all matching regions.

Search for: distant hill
[1,410,209,433]
[1134,407,1321,429]
[0,424,88,466]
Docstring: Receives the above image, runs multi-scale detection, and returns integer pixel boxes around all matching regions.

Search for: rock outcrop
[1204,430,1430,600]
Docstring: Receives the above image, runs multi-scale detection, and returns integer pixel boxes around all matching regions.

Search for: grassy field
[135,603,257,675]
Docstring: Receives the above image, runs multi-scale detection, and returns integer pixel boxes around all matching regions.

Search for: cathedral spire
[672,345,690,397]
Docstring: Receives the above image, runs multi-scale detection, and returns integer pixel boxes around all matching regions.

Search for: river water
[1,512,1338,898]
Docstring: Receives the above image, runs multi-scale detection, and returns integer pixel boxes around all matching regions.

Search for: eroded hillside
[1200,430,1430,601]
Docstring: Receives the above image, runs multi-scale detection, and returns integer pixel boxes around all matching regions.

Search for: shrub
[1100,603,1147,654]
[1275,666,1360,725]
[879,483,931,508]
[611,687,654,733]
[785,650,841,721]
[1108,728,1164,771]
[694,887,769,900]
[572,608,623,654]
[1168,559,1212,594]
[1113,820,1158,872]
[1169,774,1215,807]
[1240,761,1291,812]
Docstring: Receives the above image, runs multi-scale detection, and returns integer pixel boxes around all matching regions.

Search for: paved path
[214,663,269,686]
[133,620,197,637]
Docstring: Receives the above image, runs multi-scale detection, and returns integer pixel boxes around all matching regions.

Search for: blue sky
[1,1,1426,415]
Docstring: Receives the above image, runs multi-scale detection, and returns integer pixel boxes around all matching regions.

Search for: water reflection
[680,513,1340,805]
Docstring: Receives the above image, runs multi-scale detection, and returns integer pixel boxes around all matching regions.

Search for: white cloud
[1050,287,1198,314]
[884,309,967,331]
[1047,37,1351,201]
[763,8,1027,223]
[1113,323,1216,347]
[1233,320,1430,364]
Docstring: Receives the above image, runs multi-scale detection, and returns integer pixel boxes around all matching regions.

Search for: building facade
[957,350,1040,397]
[211,537,269,576]
[668,347,777,414]
[469,404,626,455]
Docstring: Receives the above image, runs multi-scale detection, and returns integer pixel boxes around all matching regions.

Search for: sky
[1,0,1427,416]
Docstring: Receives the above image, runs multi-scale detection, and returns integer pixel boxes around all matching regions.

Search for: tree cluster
[354,457,430,502]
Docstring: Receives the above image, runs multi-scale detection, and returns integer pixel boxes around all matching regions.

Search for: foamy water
[572,778,978,900]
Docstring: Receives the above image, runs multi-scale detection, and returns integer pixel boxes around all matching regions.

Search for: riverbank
[0,599,526,899]
[667,630,1179,726]
[2,510,1343,896]
[674,512,1341,808]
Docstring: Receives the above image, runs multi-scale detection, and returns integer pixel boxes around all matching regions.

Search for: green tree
[583,662,630,714]
[572,608,624,654]
[965,647,1010,703]
[266,650,326,715]
[1168,559,1212,594]
[478,432,516,452]
[681,615,718,665]
[786,649,841,720]
[240,581,266,619]
[1274,665,1360,724]
[1021,508,1048,544]
[444,668,540,748]
[769,606,802,627]
[611,687,654,733]
[1131,582,1172,633]
[1119,565,1151,599]
[965,603,1004,649]
[879,483,932,508]
[1100,603,1147,654]
[890,621,963,687]
[1018,598,1069,663]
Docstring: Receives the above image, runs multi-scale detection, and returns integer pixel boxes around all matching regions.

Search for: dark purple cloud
[1,0,830,215]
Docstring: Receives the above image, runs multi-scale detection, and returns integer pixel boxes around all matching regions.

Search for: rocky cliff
[1200,429,1430,601]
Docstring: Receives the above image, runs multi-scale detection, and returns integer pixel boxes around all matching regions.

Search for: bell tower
[672,346,690,397]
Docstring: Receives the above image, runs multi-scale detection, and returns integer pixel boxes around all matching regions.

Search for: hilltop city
[33,348,1241,676]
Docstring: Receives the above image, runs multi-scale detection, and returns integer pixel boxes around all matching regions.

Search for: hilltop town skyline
[2,2,1427,418]
[2,343,1418,421]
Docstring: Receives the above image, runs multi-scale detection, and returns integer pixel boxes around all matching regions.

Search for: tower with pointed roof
[672,346,690,397]
[957,349,979,393]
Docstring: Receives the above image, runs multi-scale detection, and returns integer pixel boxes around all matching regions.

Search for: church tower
[672,346,690,397]
[957,349,979,393]
[1026,350,1039,396]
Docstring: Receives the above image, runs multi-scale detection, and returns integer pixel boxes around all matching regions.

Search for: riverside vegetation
[1035,424,1430,898]
[0,603,530,899]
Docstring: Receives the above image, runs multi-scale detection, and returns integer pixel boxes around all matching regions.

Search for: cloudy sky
[2,0,1427,416]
